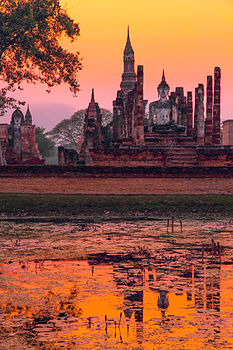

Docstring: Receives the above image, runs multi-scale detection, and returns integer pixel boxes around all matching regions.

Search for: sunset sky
[3,0,233,130]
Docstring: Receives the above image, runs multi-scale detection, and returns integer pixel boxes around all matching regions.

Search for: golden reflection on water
[0,220,233,349]
[0,260,233,349]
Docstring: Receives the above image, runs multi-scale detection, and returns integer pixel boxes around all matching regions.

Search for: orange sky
[3,0,233,129]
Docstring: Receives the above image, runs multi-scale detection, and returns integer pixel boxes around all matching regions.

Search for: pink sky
[1,0,233,130]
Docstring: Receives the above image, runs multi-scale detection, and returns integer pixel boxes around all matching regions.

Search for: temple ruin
[0,106,43,165]
[78,28,233,167]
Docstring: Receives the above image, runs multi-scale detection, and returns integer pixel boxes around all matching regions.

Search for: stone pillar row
[193,66,221,145]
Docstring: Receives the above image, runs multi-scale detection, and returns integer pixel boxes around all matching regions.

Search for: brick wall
[0,164,232,178]
[223,120,233,145]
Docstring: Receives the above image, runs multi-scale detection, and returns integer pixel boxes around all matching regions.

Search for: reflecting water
[0,219,233,349]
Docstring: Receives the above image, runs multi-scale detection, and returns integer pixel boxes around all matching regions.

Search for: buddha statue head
[157,70,170,102]
[11,108,24,127]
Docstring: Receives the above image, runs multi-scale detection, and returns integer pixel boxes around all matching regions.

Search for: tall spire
[124,26,134,54]
[91,88,95,103]
[25,104,32,125]
[162,69,165,82]
[158,69,169,90]
[120,26,136,91]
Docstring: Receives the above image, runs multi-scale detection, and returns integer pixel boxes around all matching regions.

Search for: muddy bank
[0,194,232,220]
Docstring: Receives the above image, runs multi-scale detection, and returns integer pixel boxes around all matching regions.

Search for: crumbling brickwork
[77,30,229,169]
[0,107,43,165]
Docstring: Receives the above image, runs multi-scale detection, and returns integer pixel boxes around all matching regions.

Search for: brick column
[212,67,221,144]
[135,65,144,144]
[126,90,134,139]
[113,96,124,142]
[205,75,213,144]
[193,87,199,141]
[58,146,65,166]
[186,91,193,136]
[197,84,205,144]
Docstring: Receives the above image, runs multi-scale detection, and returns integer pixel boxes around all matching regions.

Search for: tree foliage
[0,0,82,114]
[35,126,55,159]
[48,109,113,148]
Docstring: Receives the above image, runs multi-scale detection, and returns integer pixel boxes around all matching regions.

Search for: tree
[35,126,56,160]
[48,109,113,148]
[0,0,82,115]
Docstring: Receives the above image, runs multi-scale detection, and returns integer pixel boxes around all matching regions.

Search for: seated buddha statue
[149,71,174,126]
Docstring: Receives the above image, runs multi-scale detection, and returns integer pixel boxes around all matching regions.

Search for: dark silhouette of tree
[0,0,82,115]
[35,126,55,160]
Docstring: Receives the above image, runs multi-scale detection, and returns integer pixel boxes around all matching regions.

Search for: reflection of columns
[212,67,221,144]
[192,264,221,337]
[186,266,193,301]
[126,290,143,345]
[205,76,213,144]
[212,265,221,313]
[135,292,143,323]
[195,276,204,309]
[116,265,144,344]
[204,265,221,335]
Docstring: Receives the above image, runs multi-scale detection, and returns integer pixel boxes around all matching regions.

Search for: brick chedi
[212,67,221,144]
[0,107,43,165]
[113,28,148,146]
[80,89,103,165]
[83,88,103,150]
[120,26,137,91]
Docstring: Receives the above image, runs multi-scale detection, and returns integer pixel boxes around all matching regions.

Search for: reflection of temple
[88,252,222,345]
[113,29,221,147]
[0,255,225,349]
[79,29,233,167]
[0,107,43,165]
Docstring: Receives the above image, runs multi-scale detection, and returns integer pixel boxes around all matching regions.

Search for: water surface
[0,219,233,349]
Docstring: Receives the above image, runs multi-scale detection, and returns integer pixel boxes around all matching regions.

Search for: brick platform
[0,176,232,194]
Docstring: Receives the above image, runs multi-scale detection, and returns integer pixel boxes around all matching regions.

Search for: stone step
[166,149,198,166]
[166,158,198,162]
[166,152,198,166]
[167,156,197,161]
[166,164,198,167]
[166,161,198,167]
[167,159,197,163]
[167,155,197,159]
[167,149,197,154]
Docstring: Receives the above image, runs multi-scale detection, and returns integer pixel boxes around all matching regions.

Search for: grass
[0,194,232,218]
